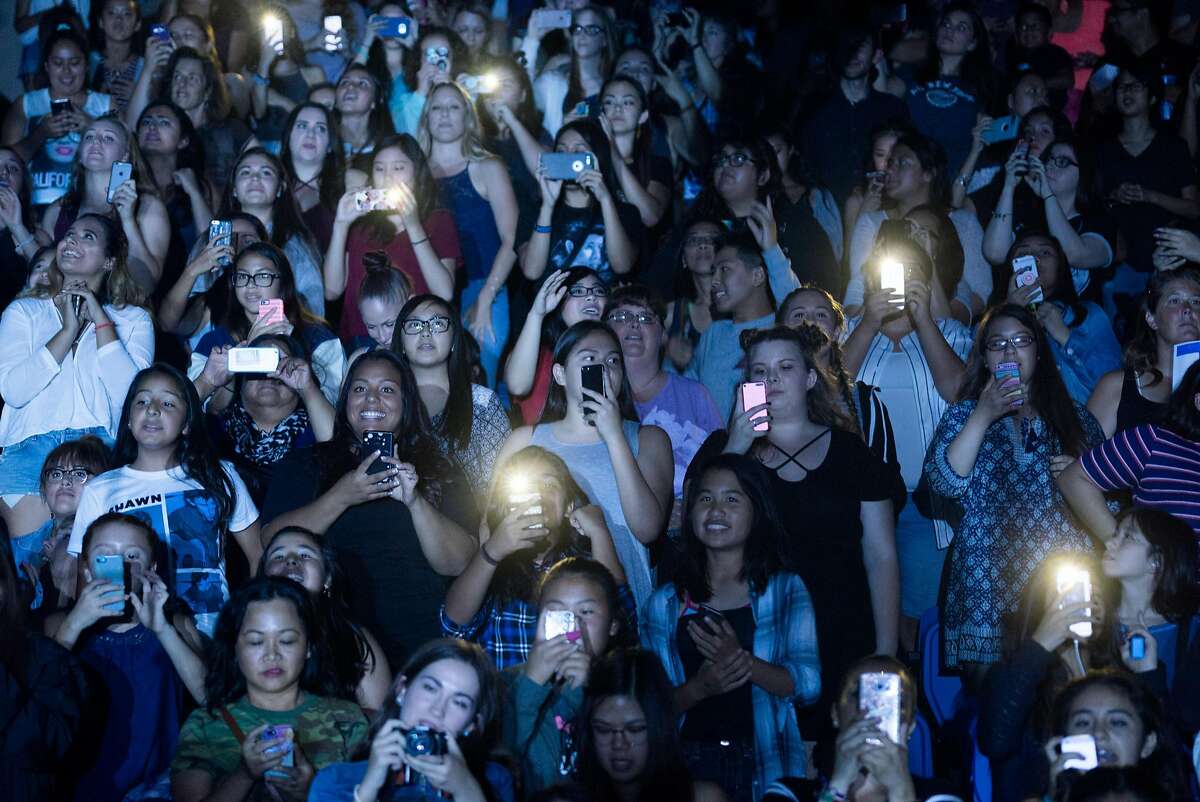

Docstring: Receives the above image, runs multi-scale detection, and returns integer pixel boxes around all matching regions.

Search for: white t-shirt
[69,461,258,636]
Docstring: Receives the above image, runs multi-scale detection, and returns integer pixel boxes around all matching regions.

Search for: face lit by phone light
[746,338,816,419]
[398,299,454,367]
[982,315,1038,384]
[540,572,618,656]
[502,462,567,527]
[591,693,649,783]
[1102,518,1156,582]
[233,253,283,320]
[84,519,154,595]
[371,145,416,192]
[345,359,406,439]
[554,329,624,411]
[1064,683,1157,767]
[237,598,309,695]
[397,658,481,736]
[263,530,329,595]
[129,372,190,453]
[79,119,129,174]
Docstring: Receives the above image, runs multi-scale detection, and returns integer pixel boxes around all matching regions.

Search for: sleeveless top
[23,89,113,206]
[529,419,652,606]
[436,166,500,284]
[1117,367,1169,433]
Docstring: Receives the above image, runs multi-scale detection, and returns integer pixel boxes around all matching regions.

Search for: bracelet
[12,232,34,251]
[480,541,501,566]
[534,224,552,234]
[410,236,429,247]
[94,321,114,332]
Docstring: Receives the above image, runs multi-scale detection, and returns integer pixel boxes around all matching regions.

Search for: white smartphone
[1056,566,1093,640]
[879,259,906,306]
[323,15,342,52]
[859,672,902,745]
[228,347,281,374]
[1061,734,1098,771]
[1012,255,1045,305]
[544,610,578,641]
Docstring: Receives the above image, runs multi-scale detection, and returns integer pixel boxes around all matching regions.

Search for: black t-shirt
[1096,131,1196,272]
[515,199,646,285]
[802,89,910,204]
[677,604,755,744]
[260,446,478,668]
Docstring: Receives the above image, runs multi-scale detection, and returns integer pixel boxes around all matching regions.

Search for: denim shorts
[0,427,112,496]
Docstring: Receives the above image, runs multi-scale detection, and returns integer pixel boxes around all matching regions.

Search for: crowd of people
[3,0,1200,800]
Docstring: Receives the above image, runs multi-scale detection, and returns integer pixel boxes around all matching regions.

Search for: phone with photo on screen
[740,382,768,432]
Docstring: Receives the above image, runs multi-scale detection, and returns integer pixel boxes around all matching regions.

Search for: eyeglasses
[712,152,755,169]
[402,315,452,335]
[570,24,603,36]
[567,285,609,298]
[172,71,205,87]
[591,723,649,743]
[233,271,280,288]
[984,334,1036,352]
[1045,156,1079,169]
[606,310,659,326]
[685,235,721,249]
[47,468,91,484]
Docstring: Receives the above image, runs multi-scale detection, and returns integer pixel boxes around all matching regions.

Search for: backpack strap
[218,706,248,743]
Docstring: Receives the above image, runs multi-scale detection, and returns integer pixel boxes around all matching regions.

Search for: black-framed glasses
[567,285,609,298]
[984,334,1035,352]
[570,24,603,36]
[233,271,280,288]
[402,315,452,335]
[712,152,755,169]
[606,310,659,326]
[47,468,91,484]
[1045,156,1079,169]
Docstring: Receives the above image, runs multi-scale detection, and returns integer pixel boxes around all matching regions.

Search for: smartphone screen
[1061,734,1098,771]
[362,430,394,475]
[581,364,604,397]
[859,672,902,744]
[323,15,342,51]
[1056,566,1093,639]
[740,381,768,432]
[1130,634,1146,660]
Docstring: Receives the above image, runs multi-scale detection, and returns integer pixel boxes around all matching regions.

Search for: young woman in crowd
[0,213,152,543]
[47,512,205,800]
[335,64,391,167]
[597,74,672,229]
[763,126,844,265]
[91,0,142,112]
[325,134,462,341]
[505,267,608,425]
[217,148,325,316]
[1087,267,1200,437]
[663,218,721,373]
[525,5,618,136]
[495,320,673,607]
[391,26,461,137]
[260,350,478,668]
[419,80,517,387]
[24,245,55,291]
[392,294,509,494]
[347,250,412,360]
[0,543,88,800]
[0,146,46,278]
[841,121,906,259]
[279,101,345,253]
[259,526,392,711]
[309,638,513,801]
[190,241,345,408]
[574,648,729,802]
[451,2,499,70]
[247,8,325,154]
[715,325,898,770]
[67,363,262,637]
[135,100,213,265]
[2,29,113,208]
[611,45,706,175]
[171,576,369,801]
[477,56,552,220]
[1002,232,1121,404]
[442,446,631,666]
[641,453,821,800]
[520,118,642,286]
[41,114,171,293]
[926,303,1104,686]
[1062,360,1200,542]
[206,333,335,501]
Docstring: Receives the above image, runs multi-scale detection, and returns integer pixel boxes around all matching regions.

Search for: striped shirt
[1079,424,1200,536]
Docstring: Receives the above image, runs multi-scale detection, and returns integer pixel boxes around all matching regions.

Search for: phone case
[859,672,902,744]
[374,16,411,37]
[544,610,577,640]
[741,382,769,432]
[879,259,906,305]
[532,9,573,28]
[581,364,604,397]
[362,430,394,475]
[208,220,232,266]
[227,347,281,374]
[1012,255,1045,304]
[541,152,595,181]
[92,554,126,611]
[258,298,285,326]
[107,162,132,203]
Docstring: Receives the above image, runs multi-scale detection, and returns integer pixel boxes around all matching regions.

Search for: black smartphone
[362,430,394,475]
[581,364,604,397]
[51,98,70,116]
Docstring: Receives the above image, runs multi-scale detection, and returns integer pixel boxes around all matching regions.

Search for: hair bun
[363,250,392,274]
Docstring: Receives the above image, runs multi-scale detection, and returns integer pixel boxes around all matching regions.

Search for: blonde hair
[417,80,495,163]
[61,114,159,213]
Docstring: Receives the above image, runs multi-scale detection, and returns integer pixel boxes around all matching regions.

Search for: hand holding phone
[1056,566,1093,640]
[107,161,133,204]
[258,298,285,326]
[541,152,596,181]
[740,382,768,432]
[362,430,394,475]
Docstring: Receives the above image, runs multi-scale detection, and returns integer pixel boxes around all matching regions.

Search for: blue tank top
[437,166,500,283]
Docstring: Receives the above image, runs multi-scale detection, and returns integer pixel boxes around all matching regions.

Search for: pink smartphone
[741,382,768,432]
[258,298,285,326]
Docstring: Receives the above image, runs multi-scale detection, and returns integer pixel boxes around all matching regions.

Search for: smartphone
[354,188,404,213]
[994,360,1022,408]
[149,23,171,42]
[374,15,411,38]
[541,152,596,181]
[740,381,768,433]
[263,14,285,54]
[91,553,126,612]
[107,161,132,203]
[227,347,281,374]
[1056,566,1093,640]
[1061,733,1099,771]
[544,609,579,641]
[208,220,232,267]
[362,430,394,475]
[506,475,543,516]
[1011,255,1044,306]
[261,725,294,780]
[258,298,285,326]
[980,114,1020,145]
[581,363,604,397]
[859,672,902,745]
[571,101,590,117]
[51,98,71,116]
[879,258,906,306]
[531,8,572,29]
[1130,633,1146,660]
[323,15,343,52]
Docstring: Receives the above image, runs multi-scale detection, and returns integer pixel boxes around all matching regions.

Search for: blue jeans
[896,493,946,618]
[0,427,112,496]
[461,280,509,388]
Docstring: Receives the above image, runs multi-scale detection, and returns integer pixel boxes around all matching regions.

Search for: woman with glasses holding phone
[925,303,1103,687]
[523,6,618,137]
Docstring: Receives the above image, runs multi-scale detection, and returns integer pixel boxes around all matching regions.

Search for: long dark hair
[136,100,207,189]
[696,135,783,218]
[957,304,1090,457]
[576,648,696,802]
[204,575,339,709]
[599,74,654,187]
[542,267,607,347]
[218,147,317,257]
[476,57,542,140]
[551,119,624,217]
[540,321,638,424]
[392,294,474,452]
[279,102,346,211]
[336,64,393,153]
[1122,267,1200,387]
[217,241,320,342]
[1164,360,1200,442]
[675,453,786,604]
[114,364,236,526]
[257,527,377,702]
[353,134,439,243]
[917,1,995,106]
[1115,507,1200,623]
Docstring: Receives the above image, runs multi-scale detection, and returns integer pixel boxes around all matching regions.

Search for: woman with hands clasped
[597,74,672,228]
[45,513,205,800]
[40,114,170,293]
[926,304,1104,688]
[171,576,369,802]
[311,638,513,802]
[640,453,820,800]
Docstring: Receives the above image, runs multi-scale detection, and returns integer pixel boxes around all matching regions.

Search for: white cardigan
[0,298,154,446]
